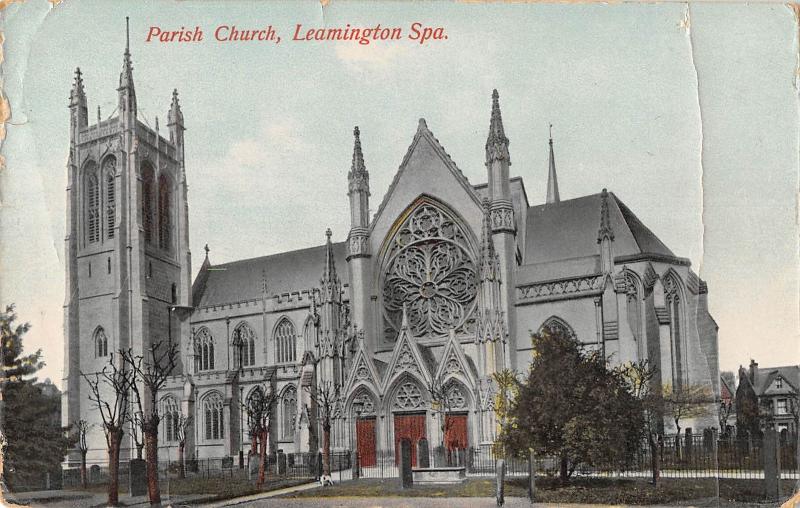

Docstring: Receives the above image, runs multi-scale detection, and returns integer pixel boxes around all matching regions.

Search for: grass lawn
[283,476,796,506]
[166,475,310,498]
[66,475,312,505]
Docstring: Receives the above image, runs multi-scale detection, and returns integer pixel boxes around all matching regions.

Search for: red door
[356,417,377,467]
[394,413,426,466]
[445,414,468,451]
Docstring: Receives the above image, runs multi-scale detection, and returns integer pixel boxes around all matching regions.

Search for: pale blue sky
[1,0,797,384]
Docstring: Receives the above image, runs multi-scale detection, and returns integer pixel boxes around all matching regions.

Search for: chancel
[61,29,719,469]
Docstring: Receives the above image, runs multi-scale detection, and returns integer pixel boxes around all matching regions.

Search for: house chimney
[749,359,759,385]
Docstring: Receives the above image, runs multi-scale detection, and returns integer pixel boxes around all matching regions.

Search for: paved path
[204,497,696,508]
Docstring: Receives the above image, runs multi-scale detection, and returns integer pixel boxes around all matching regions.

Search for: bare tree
[119,341,179,507]
[243,384,278,488]
[81,353,134,507]
[719,398,735,438]
[74,420,91,488]
[426,374,455,465]
[304,380,340,477]
[622,360,661,486]
[175,413,192,479]
[129,407,144,459]
[662,382,713,460]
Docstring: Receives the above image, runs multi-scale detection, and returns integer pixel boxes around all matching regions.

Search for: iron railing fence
[53,433,800,489]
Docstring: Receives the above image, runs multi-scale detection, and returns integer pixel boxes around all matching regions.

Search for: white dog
[319,474,334,486]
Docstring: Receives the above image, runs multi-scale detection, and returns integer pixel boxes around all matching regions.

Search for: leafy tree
[499,327,645,483]
[120,341,179,506]
[492,368,520,457]
[4,379,73,491]
[0,305,42,485]
[0,305,69,491]
[735,367,760,440]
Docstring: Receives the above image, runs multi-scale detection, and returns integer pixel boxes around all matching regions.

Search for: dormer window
[776,378,783,389]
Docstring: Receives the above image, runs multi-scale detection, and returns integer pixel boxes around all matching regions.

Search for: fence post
[763,428,780,501]
[527,450,536,503]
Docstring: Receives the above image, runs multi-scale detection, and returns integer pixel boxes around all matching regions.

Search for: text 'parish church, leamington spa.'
[61,29,720,468]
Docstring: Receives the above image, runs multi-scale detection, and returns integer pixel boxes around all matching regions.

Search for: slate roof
[523,192,675,267]
[193,190,679,308]
[193,242,349,308]
[755,365,800,396]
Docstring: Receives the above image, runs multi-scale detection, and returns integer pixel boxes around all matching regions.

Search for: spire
[69,68,86,107]
[597,188,614,243]
[546,124,560,204]
[351,126,365,175]
[348,126,369,197]
[322,228,338,284]
[168,88,184,127]
[204,243,210,260]
[119,17,135,90]
[485,89,510,165]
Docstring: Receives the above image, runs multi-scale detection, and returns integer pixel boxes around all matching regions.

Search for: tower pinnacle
[321,228,339,290]
[348,126,369,197]
[597,188,614,243]
[546,124,560,204]
[485,89,510,165]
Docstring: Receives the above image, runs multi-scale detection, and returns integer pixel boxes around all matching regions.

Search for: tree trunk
[257,427,268,488]
[144,424,161,506]
[80,449,88,488]
[674,420,682,461]
[648,432,660,486]
[322,421,331,477]
[559,455,568,484]
[107,426,123,507]
[178,442,185,479]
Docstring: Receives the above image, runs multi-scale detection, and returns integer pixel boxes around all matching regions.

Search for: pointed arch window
[104,158,116,239]
[86,168,100,244]
[203,392,224,440]
[281,385,297,440]
[538,316,576,341]
[94,327,108,358]
[232,322,256,368]
[158,175,172,251]
[623,271,645,361]
[160,396,180,442]
[141,164,155,245]
[664,273,686,390]
[194,327,215,371]
[274,318,296,364]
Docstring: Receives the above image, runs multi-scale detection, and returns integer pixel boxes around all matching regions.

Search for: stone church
[62,34,720,468]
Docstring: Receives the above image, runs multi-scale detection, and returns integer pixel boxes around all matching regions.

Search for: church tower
[62,18,192,464]
[346,126,372,347]
[484,90,516,368]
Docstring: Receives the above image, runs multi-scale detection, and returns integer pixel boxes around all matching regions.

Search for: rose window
[382,203,477,341]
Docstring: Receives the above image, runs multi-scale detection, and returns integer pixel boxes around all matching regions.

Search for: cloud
[334,43,409,73]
